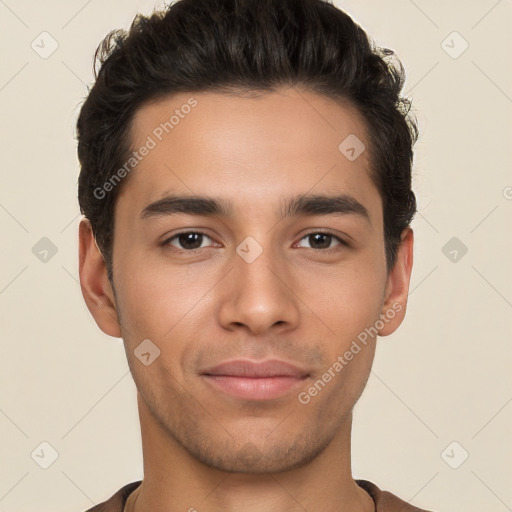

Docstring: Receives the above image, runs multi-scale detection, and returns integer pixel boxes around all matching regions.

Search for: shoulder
[356,479,436,512]
[83,481,142,512]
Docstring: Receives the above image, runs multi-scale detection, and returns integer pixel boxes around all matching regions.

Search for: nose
[217,248,300,336]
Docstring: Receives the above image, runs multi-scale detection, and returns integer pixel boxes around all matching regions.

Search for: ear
[377,227,414,336]
[78,218,122,338]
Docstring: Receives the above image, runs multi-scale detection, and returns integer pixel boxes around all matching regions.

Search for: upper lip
[201,359,309,378]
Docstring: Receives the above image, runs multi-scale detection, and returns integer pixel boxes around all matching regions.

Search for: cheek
[113,246,209,335]
[297,256,386,334]
[293,254,385,405]
[299,266,383,412]
[113,250,221,387]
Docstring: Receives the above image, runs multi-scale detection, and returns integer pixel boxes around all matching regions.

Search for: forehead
[117,87,380,221]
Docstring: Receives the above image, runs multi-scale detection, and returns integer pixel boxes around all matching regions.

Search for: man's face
[99,88,406,473]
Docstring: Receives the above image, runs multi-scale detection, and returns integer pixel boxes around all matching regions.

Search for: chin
[182,432,332,474]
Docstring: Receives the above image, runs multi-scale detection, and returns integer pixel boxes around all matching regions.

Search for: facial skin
[79,87,413,512]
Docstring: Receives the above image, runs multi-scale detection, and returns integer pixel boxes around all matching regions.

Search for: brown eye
[165,232,213,250]
[297,232,345,250]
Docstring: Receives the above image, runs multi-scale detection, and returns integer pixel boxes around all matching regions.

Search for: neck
[132,392,374,512]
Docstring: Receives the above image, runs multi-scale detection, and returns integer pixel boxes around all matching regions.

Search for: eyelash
[162,230,349,252]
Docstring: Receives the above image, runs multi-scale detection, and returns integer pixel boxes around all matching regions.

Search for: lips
[201,360,309,400]
[202,360,308,378]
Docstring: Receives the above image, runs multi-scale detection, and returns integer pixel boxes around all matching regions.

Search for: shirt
[83,479,435,511]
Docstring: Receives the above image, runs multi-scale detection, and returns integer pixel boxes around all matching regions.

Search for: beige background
[1,0,511,510]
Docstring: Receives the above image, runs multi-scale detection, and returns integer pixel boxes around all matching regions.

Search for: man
[76,0,433,510]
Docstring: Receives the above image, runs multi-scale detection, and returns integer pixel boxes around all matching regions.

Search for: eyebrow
[140,193,371,224]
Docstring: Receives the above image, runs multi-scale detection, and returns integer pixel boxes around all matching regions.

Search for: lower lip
[202,375,306,400]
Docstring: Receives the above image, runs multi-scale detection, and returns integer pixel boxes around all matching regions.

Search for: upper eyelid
[163,229,213,239]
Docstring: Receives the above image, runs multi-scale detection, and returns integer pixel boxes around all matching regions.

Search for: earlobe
[378,227,414,337]
[78,218,122,338]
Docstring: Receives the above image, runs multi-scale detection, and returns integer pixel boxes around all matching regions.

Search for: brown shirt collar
[83,479,435,512]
